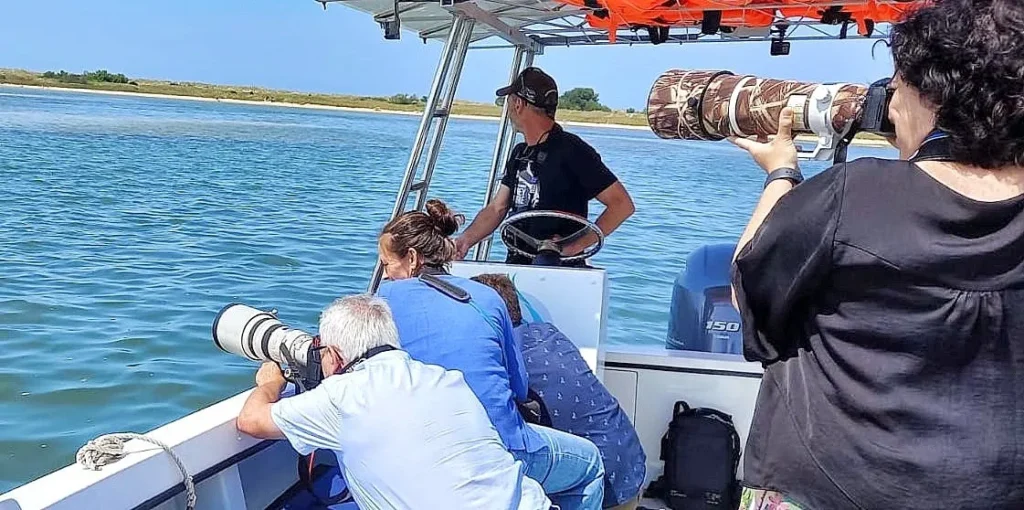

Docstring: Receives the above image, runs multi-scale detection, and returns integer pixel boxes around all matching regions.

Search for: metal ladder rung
[367,14,475,294]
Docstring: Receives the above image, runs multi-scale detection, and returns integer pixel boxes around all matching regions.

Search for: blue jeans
[513,423,605,510]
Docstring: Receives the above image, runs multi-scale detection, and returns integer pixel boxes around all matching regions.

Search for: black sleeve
[731,164,846,364]
[566,138,618,200]
[500,143,525,190]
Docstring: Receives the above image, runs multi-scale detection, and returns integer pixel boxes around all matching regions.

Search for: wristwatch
[764,167,803,189]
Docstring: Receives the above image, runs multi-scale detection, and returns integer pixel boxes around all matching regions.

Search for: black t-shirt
[499,124,617,256]
[732,158,1024,510]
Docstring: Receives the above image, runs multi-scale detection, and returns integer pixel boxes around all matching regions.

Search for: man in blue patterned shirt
[472,274,647,509]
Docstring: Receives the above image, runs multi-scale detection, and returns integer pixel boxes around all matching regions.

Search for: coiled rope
[76,433,196,510]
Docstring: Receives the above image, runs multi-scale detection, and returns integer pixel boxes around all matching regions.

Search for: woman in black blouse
[729,1,1024,509]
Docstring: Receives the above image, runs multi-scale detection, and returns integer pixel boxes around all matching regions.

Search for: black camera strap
[910,130,955,163]
[338,344,398,375]
[418,269,471,303]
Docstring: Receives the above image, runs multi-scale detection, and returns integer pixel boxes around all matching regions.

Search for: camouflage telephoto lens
[646,69,871,143]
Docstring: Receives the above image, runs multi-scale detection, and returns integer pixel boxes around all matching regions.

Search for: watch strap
[764,167,803,189]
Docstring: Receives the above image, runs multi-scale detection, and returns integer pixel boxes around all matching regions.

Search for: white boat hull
[0,345,761,510]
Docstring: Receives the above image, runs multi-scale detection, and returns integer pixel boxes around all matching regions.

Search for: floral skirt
[739,488,806,510]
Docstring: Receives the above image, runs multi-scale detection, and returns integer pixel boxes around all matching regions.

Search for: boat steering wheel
[499,210,604,265]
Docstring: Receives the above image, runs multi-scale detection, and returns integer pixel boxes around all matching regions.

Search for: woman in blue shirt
[375,199,605,510]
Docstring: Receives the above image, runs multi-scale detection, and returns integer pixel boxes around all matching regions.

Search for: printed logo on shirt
[513,160,541,213]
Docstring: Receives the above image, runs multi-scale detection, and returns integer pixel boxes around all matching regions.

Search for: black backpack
[644,401,742,510]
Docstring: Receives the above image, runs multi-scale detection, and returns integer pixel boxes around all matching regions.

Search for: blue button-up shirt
[517,322,647,507]
[377,275,544,453]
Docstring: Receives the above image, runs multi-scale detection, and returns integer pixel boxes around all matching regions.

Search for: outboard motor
[666,243,743,354]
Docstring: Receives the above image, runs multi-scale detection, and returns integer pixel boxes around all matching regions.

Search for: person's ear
[331,347,348,369]
[321,346,345,376]
[407,248,421,270]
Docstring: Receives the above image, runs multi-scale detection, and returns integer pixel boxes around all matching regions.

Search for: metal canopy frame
[345,0,900,291]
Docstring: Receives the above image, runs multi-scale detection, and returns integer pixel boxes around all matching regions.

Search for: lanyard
[910,130,955,163]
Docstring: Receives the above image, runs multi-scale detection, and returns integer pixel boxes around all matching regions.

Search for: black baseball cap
[496,67,558,117]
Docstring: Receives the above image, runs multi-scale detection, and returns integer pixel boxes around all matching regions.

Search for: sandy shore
[2,83,893,147]
[1,83,653,131]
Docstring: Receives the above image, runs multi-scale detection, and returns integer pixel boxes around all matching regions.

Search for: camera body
[859,78,896,137]
[213,303,325,391]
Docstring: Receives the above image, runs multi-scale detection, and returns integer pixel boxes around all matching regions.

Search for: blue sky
[2,0,895,109]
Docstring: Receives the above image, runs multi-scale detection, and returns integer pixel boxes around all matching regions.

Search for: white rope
[76,433,196,510]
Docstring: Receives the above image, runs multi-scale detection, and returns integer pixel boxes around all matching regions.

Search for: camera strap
[338,345,398,375]
[417,268,505,341]
[300,336,325,392]
[910,130,955,163]
[418,270,471,303]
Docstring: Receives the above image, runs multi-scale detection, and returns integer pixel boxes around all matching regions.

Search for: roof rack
[317,0,894,52]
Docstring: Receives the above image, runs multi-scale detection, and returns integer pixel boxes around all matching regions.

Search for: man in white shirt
[236,294,552,510]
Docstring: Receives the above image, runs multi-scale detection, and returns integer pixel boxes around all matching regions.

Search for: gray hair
[318,294,400,363]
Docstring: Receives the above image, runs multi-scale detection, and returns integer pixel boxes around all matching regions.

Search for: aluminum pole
[386,16,466,221]
[413,18,475,211]
[475,47,536,261]
[471,45,525,262]
[367,15,469,293]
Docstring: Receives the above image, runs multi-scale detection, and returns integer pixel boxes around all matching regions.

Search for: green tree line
[559,87,611,112]
[41,69,135,85]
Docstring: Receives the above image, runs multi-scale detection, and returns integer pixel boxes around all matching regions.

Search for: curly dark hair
[890,0,1024,169]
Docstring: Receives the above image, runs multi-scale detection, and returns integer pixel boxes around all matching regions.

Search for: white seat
[448,261,610,375]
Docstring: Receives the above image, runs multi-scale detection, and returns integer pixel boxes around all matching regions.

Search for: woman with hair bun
[376,199,606,510]
[377,199,465,279]
[729,0,1024,508]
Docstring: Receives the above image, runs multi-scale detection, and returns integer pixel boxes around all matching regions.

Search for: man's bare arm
[455,186,512,259]
[236,362,287,439]
[563,181,635,256]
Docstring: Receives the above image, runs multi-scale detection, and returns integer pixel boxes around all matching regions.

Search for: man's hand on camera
[729,107,799,173]
[256,361,286,390]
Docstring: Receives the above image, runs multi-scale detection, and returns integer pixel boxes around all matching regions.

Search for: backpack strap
[693,407,733,425]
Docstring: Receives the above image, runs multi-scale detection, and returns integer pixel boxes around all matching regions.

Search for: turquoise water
[0,86,895,490]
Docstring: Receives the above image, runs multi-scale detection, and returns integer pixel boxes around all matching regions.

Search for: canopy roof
[315,0,928,51]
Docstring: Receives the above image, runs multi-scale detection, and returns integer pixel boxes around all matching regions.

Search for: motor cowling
[666,244,744,354]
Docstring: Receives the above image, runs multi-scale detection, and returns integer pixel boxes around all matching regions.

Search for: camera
[647,69,895,162]
[859,77,895,136]
[212,303,325,391]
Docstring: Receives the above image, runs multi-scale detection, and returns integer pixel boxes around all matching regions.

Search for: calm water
[0,86,894,490]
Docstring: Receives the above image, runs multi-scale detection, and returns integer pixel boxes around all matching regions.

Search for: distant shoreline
[1,83,657,132]
[0,81,893,147]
